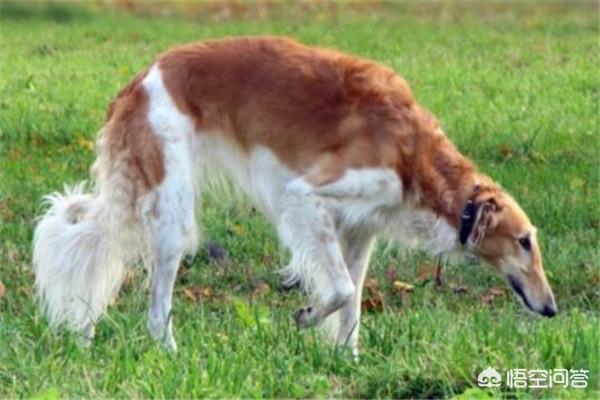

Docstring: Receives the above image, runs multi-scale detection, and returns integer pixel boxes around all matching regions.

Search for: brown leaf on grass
[497,144,514,159]
[227,223,246,236]
[392,280,414,308]
[76,136,94,151]
[362,296,384,312]
[183,285,213,302]
[362,278,384,312]
[0,281,6,298]
[9,147,22,159]
[481,286,506,306]
[252,281,270,298]
[0,200,13,220]
[183,288,196,302]
[590,271,600,285]
[488,287,505,296]
[260,255,275,267]
[416,262,434,283]
[363,277,379,292]
[392,280,414,292]
[5,244,20,263]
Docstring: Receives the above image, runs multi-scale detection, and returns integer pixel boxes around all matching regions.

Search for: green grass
[0,2,598,398]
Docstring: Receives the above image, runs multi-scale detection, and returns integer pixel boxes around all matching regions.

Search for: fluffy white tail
[33,183,138,335]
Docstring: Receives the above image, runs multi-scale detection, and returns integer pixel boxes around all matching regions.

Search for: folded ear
[471,198,498,245]
[459,197,498,246]
[459,200,478,244]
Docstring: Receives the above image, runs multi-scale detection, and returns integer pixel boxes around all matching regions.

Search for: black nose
[540,304,556,318]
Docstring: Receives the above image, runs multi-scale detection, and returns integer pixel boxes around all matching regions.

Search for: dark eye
[519,237,531,251]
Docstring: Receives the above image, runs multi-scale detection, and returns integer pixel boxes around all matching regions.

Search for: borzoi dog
[33,37,556,355]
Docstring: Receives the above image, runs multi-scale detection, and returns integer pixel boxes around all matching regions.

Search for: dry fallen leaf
[391,280,414,309]
[227,223,246,236]
[252,281,270,297]
[260,255,275,266]
[183,285,213,302]
[76,136,94,151]
[481,286,506,306]
[5,245,20,263]
[392,280,414,292]
[183,288,196,302]
[363,277,379,292]
[0,281,6,298]
[416,262,434,283]
[362,295,384,312]
[497,144,514,158]
[362,278,384,312]
[488,287,505,296]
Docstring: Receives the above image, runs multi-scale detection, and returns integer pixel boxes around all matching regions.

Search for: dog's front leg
[307,167,401,355]
[278,177,356,328]
[336,229,375,356]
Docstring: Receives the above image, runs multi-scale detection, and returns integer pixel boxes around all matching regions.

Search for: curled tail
[33,177,146,336]
[32,181,139,335]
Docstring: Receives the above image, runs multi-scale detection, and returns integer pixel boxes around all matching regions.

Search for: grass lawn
[0,1,598,398]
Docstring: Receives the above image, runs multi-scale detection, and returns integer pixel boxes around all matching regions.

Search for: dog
[33,36,556,355]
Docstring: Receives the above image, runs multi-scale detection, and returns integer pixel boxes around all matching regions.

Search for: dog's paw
[164,336,178,353]
[293,305,318,328]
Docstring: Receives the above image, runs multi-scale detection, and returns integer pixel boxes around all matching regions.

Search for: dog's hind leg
[147,235,183,352]
[278,178,356,329]
[141,64,199,351]
[144,161,197,352]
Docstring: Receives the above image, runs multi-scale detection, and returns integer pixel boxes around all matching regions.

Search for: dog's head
[460,185,556,317]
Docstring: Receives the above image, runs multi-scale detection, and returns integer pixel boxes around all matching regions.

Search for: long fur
[33,140,146,333]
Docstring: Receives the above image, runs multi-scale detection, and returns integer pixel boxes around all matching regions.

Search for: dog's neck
[405,123,487,233]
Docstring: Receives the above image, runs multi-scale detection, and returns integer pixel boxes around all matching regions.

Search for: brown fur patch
[158,37,411,174]
[102,70,165,194]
